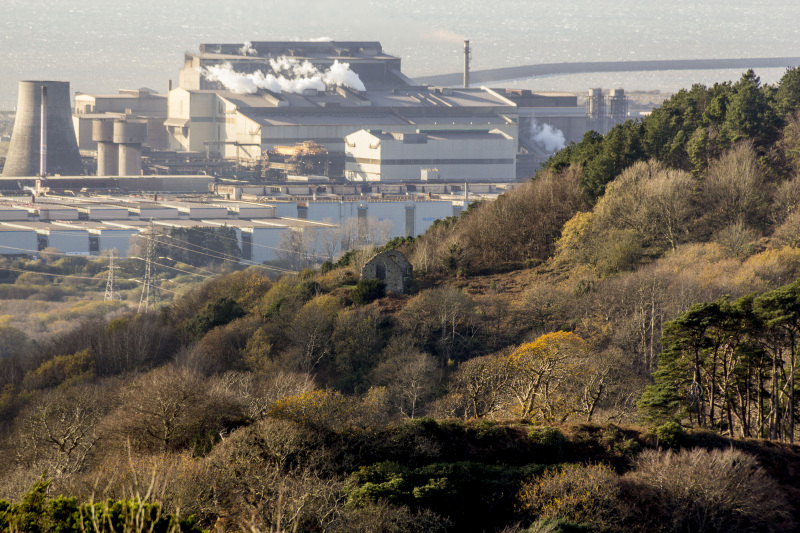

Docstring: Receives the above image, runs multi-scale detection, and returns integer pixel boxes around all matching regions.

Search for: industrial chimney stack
[39,86,47,177]
[2,81,82,177]
[463,40,470,88]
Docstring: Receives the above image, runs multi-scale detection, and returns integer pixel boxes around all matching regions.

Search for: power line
[141,259,214,279]
[0,262,193,299]
[0,265,100,281]
[151,235,298,274]
[0,233,298,275]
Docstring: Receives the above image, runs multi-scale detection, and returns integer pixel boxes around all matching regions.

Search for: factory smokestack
[2,81,82,178]
[39,86,47,177]
[463,40,470,88]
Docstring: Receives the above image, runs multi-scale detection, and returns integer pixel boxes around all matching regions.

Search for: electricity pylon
[138,224,160,313]
[103,249,119,301]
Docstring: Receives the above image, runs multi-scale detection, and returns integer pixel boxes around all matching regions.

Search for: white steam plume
[200,57,366,95]
[239,41,257,56]
[529,119,566,153]
[323,60,366,91]
[201,63,280,94]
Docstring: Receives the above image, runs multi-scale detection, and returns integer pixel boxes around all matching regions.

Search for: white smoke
[201,63,281,94]
[323,60,366,91]
[269,57,318,78]
[529,119,566,153]
[200,57,366,95]
[239,41,257,56]
[278,76,326,94]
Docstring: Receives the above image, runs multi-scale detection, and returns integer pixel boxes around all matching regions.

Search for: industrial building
[164,85,519,163]
[73,88,169,152]
[161,41,631,180]
[1,41,630,184]
[0,195,333,262]
[179,41,413,91]
[344,129,516,182]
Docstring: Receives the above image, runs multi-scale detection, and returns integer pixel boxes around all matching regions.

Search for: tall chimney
[463,40,470,88]
[39,86,47,177]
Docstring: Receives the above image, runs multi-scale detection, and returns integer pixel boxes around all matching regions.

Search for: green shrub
[347,460,535,532]
[352,279,386,305]
[0,284,37,299]
[528,426,565,462]
[652,421,687,450]
[184,296,245,339]
[0,478,203,533]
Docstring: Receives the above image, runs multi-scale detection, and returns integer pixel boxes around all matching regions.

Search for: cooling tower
[2,81,82,177]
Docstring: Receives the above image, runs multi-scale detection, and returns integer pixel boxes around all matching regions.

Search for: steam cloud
[429,29,467,44]
[529,119,566,153]
[239,41,257,56]
[199,57,366,95]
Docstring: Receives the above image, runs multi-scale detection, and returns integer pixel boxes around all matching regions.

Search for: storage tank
[92,119,118,176]
[2,81,82,177]
[113,121,146,175]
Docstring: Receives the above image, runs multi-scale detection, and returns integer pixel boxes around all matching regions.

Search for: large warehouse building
[165,85,519,163]
[162,40,521,181]
[344,129,516,182]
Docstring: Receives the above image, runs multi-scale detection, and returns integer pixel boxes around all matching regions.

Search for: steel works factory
[0,40,630,261]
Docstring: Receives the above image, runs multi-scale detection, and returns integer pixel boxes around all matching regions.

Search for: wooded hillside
[3,68,800,532]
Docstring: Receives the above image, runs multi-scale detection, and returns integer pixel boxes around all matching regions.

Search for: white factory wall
[256,122,519,160]
[38,208,80,221]
[272,200,461,240]
[139,207,180,219]
[167,89,219,153]
[97,230,140,258]
[0,230,38,255]
[0,207,31,221]
[345,130,516,182]
[185,207,229,219]
[236,205,276,218]
[249,226,290,263]
[47,230,90,254]
[226,112,261,160]
[88,207,130,220]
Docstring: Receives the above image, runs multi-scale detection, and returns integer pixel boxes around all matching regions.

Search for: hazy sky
[3,0,799,108]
